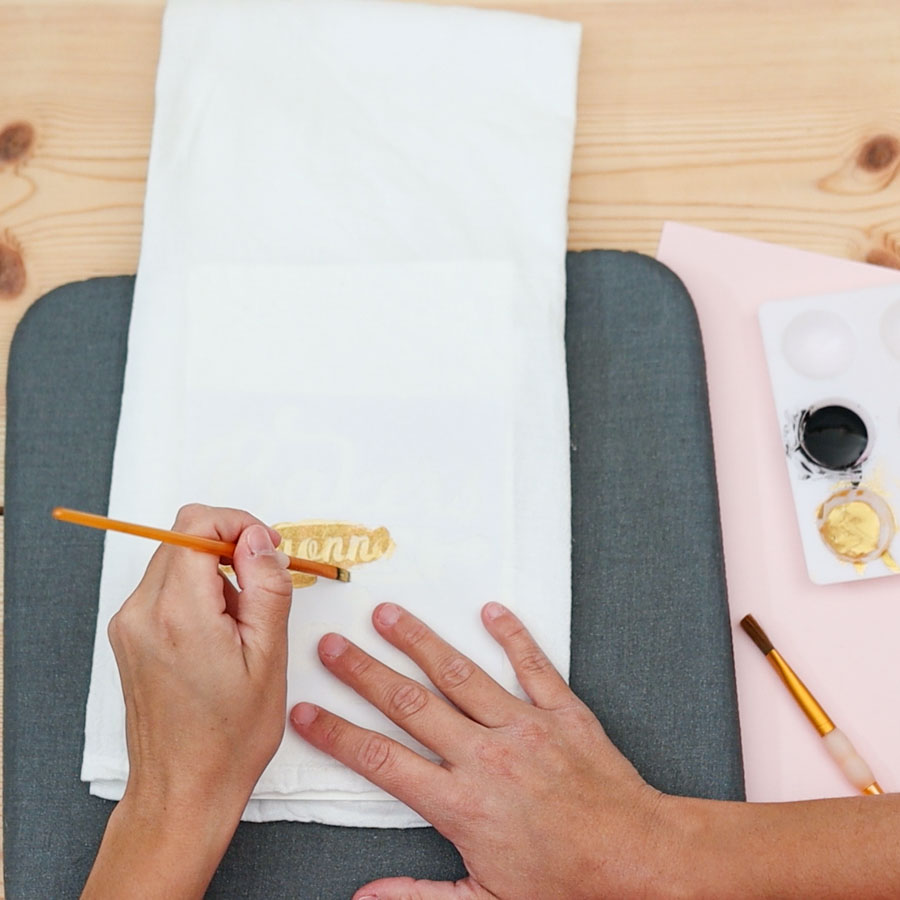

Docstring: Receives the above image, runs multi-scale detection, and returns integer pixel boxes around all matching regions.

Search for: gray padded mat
[4,251,743,898]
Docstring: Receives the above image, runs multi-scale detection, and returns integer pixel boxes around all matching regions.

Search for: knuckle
[256,566,291,598]
[384,681,429,720]
[435,654,475,691]
[356,733,396,775]
[565,701,606,737]
[501,618,528,641]
[346,652,374,680]
[517,647,553,677]
[567,699,598,725]
[443,799,486,838]
[318,716,346,751]
[106,611,123,648]
[473,739,514,777]
[445,782,488,822]
[107,602,154,661]
[510,716,550,744]
[402,619,431,649]
[173,502,209,529]
[107,602,138,646]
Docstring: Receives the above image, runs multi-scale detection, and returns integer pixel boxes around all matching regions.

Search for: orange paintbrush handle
[51,507,349,582]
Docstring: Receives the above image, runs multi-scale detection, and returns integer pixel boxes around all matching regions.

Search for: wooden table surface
[2,0,900,891]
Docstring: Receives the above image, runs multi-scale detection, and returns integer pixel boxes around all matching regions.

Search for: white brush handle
[822,728,877,791]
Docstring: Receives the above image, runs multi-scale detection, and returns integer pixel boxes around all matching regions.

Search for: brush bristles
[740,614,773,655]
[337,568,351,583]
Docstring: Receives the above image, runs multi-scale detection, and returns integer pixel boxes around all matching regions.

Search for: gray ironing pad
[4,251,743,898]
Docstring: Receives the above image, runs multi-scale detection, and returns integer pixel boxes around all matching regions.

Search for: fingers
[139,504,281,617]
[353,876,495,899]
[481,602,572,710]
[371,603,522,727]
[289,702,452,821]
[313,632,478,760]
[171,502,281,546]
[229,524,292,653]
[144,504,278,584]
[371,602,573,718]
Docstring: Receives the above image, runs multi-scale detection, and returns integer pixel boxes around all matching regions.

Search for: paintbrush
[52,507,350,582]
[740,614,881,795]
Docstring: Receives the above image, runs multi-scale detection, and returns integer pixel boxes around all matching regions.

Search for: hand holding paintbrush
[52,507,351,583]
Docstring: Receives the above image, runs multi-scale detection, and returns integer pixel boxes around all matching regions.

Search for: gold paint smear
[275,521,395,588]
[221,521,395,589]
[882,550,900,573]
[819,500,882,560]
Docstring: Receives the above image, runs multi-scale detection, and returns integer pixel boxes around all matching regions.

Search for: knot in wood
[0,121,35,164]
[0,242,26,298]
[858,135,899,172]
[866,248,900,270]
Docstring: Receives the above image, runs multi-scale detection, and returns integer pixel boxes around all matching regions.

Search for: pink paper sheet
[657,222,900,802]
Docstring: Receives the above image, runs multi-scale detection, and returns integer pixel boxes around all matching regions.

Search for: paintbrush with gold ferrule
[740,614,882,796]
[52,507,351,582]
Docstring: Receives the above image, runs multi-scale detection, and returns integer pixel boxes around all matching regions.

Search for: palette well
[759,285,900,585]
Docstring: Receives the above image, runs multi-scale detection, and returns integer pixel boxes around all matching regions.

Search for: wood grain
[2,1,900,493]
[2,0,900,892]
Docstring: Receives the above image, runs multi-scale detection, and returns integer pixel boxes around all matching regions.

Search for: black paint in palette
[797,404,869,471]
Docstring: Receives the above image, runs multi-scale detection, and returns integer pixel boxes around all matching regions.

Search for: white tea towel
[82,0,581,827]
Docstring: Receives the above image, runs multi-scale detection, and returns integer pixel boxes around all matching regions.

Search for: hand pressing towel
[82,0,581,827]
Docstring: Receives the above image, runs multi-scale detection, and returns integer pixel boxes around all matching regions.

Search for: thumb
[353,877,496,900]
[231,524,293,647]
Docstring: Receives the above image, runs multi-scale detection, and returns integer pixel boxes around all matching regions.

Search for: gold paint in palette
[274,521,395,588]
[817,488,896,573]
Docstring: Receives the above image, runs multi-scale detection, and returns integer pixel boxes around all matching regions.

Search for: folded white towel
[82,0,581,827]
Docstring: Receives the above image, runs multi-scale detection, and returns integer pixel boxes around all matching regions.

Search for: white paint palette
[759,285,900,585]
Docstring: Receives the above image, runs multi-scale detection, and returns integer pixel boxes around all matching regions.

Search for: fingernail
[356,894,378,900]
[273,549,290,569]
[320,632,348,659]
[291,702,319,726]
[484,601,507,621]
[246,524,275,557]
[375,602,401,626]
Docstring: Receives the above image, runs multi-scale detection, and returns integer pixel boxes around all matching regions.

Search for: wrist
[654,794,770,900]
[83,784,244,898]
[639,792,702,900]
[120,784,243,860]
[635,791,729,900]
[580,788,712,900]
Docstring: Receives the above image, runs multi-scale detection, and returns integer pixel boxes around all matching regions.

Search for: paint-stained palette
[759,286,900,584]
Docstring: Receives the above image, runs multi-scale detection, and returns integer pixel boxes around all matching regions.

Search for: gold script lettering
[273,521,395,588]
[348,534,371,563]
[322,536,345,563]
[221,521,395,589]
